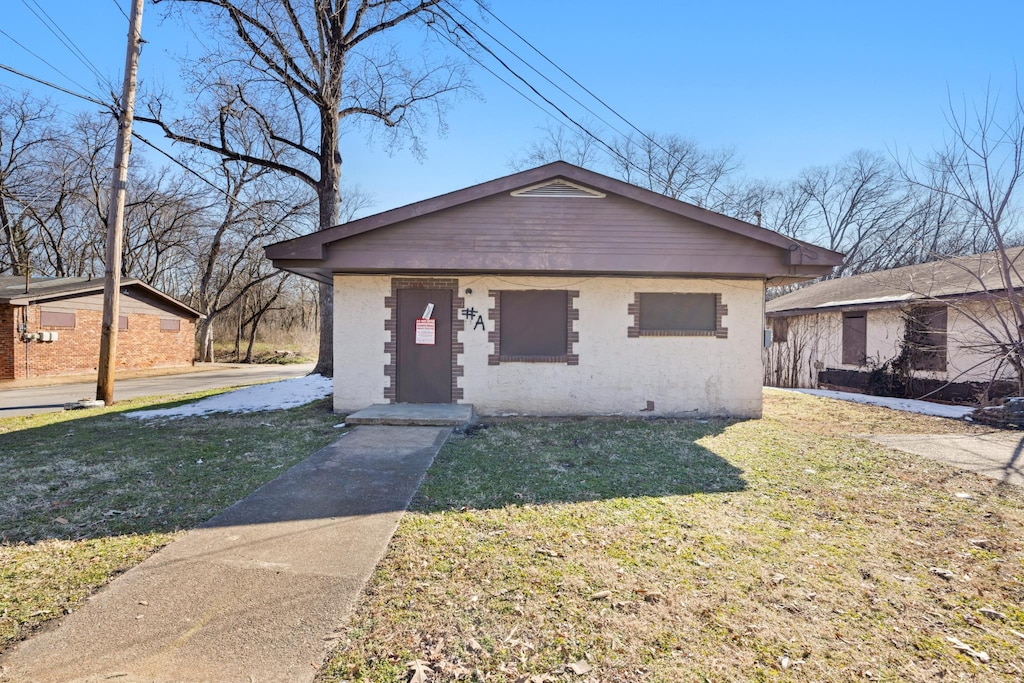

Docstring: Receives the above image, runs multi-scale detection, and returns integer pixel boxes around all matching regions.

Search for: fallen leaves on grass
[565,659,593,674]
[406,659,432,682]
[319,391,1024,682]
[946,636,991,663]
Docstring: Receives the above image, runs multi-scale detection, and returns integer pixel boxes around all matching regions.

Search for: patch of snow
[813,293,917,308]
[129,374,332,420]
[777,388,974,419]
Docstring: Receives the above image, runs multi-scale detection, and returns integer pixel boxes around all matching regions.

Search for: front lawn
[320,391,1024,682]
[0,393,342,650]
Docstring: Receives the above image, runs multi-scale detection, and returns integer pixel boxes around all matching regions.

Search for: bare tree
[611,132,738,210]
[899,87,1024,393]
[191,160,315,362]
[509,120,604,171]
[792,150,920,276]
[140,0,471,376]
[0,92,59,275]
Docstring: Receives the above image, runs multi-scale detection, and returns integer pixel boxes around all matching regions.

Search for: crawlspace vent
[510,179,606,198]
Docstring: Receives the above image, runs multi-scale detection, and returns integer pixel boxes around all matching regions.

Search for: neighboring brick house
[266,162,842,418]
[1,276,202,381]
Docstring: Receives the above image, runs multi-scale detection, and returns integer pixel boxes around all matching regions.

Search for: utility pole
[97,0,144,405]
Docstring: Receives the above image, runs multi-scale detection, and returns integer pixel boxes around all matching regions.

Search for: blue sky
[2,1,1022,219]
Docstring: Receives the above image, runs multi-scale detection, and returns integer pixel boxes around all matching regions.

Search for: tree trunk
[313,280,333,376]
[196,317,215,362]
[234,302,243,360]
[312,94,341,377]
[244,311,261,363]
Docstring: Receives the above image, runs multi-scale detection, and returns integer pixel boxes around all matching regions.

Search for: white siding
[765,300,1018,388]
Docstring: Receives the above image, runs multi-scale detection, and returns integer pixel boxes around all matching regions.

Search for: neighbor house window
[906,306,947,371]
[771,317,789,343]
[842,312,867,365]
[628,293,727,338]
[39,310,75,328]
[488,290,579,364]
[160,318,180,332]
[118,315,128,330]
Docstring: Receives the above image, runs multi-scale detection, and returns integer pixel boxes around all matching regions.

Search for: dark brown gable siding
[322,193,790,276]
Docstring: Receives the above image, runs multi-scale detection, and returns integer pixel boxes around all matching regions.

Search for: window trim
[628,292,728,339]
[488,289,579,365]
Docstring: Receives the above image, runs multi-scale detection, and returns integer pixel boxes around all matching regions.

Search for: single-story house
[0,276,202,381]
[765,248,1024,401]
[266,162,842,417]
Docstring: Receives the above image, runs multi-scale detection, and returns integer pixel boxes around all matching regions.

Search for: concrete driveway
[0,363,316,418]
[868,431,1024,487]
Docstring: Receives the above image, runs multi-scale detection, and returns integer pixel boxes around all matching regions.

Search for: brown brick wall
[0,305,16,380]
[1,303,196,380]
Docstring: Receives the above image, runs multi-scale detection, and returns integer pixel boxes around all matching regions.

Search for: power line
[0,62,270,222]
[20,0,109,90]
[0,27,103,103]
[444,3,631,143]
[419,4,736,210]
[420,8,624,167]
[427,7,709,205]
[474,2,650,148]
[111,0,130,21]
[463,3,738,209]
[0,62,111,109]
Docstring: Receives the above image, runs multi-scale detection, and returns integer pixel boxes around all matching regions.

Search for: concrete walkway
[869,431,1024,487]
[0,363,314,418]
[1,425,451,682]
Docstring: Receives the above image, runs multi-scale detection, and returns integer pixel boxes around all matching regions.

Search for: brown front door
[396,288,452,403]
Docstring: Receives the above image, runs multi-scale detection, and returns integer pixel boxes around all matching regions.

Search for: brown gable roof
[0,276,203,319]
[265,161,843,283]
[766,247,1024,315]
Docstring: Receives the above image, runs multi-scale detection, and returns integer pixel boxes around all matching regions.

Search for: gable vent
[511,179,606,198]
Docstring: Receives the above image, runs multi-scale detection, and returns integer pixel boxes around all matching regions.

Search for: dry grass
[320,391,1024,682]
[0,393,343,651]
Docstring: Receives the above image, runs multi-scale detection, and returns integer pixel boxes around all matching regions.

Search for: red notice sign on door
[415,318,436,345]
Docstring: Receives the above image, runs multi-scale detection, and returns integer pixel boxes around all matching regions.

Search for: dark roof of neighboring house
[0,276,203,318]
[266,161,844,284]
[766,247,1024,316]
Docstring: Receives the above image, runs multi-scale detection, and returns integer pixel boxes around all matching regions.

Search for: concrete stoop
[346,403,475,428]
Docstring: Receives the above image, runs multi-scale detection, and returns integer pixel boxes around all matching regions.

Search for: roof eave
[3,279,204,319]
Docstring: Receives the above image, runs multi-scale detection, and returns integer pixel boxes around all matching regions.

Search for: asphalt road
[0,363,316,418]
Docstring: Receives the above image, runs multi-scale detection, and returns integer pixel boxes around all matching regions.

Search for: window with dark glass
[842,312,867,365]
[906,306,947,371]
[771,317,789,343]
[499,290,568,360]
